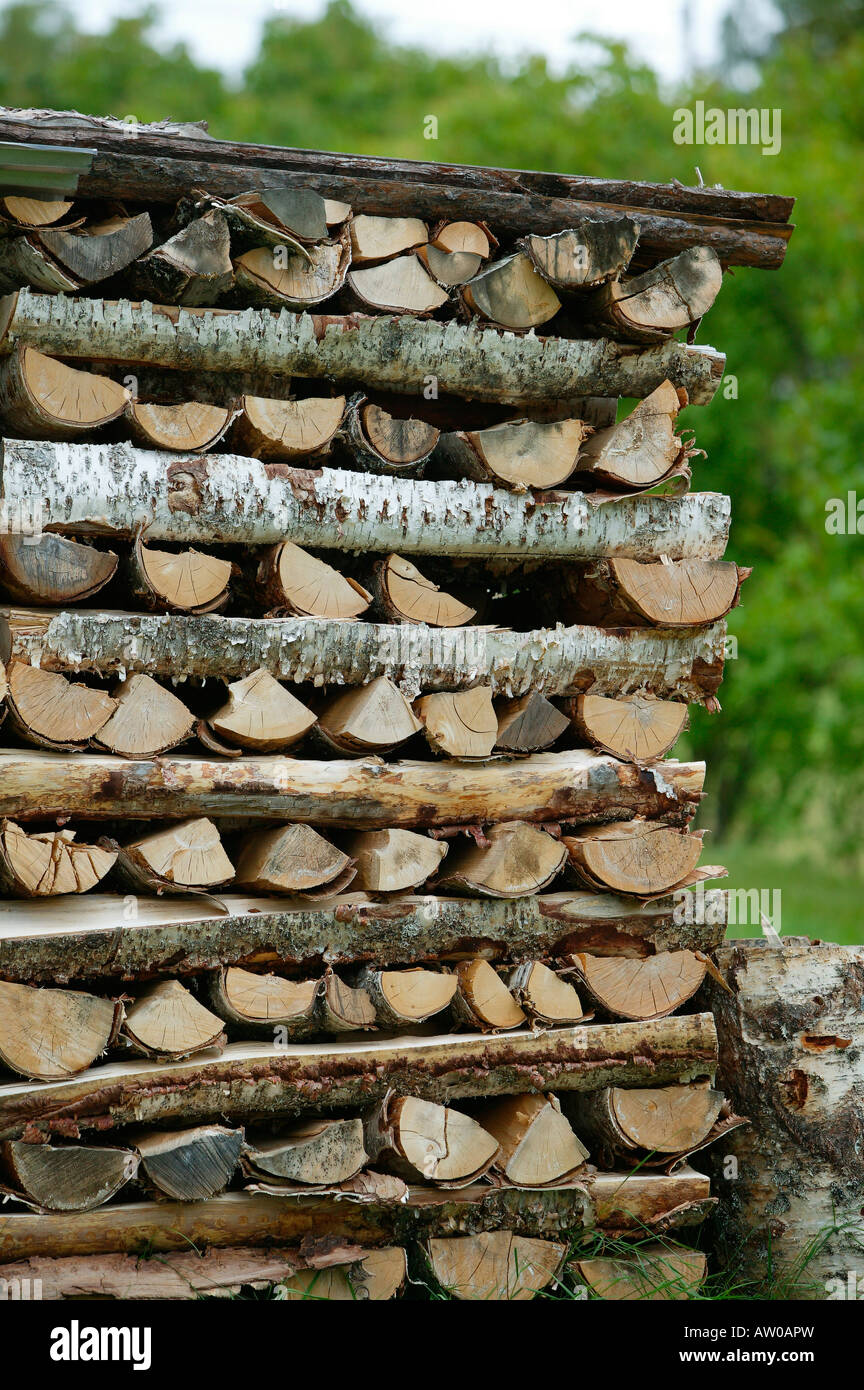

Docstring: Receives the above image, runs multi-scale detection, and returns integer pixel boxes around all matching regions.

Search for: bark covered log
[0,290,727,405]
[0,439,731,559]
[0,1013,718,1138]
[0,608,729,704]
[0,748,705,825]
[0,889,729,984]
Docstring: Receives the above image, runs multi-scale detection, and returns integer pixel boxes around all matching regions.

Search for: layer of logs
[0,110,786,1298]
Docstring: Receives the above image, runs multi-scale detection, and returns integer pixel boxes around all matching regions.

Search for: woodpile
[0,109,794,1300]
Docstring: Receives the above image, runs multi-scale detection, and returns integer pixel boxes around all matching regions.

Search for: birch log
[0,1014,718,1138]
[0,608,729,703]
[0,440,732,560]
[0,1167,713,1260]
[704,938,864,1299]
[0,890,728,984]
[0,749,705,825]
[0,290,726,405]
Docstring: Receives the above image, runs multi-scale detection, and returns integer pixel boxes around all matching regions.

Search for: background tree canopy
[1,0,862,932]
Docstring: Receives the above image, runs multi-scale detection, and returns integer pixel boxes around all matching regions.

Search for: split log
[206,669,317,752]
[416,243,483,287]
[0,1168,714,1258]
[371,554,476,626]
[478,1093,589,1187]
[704,938,864,1298]
[0,345,129,439]
[435,417,589,490]
[451,958,526,1032]
[520,218,640,289]
[551,557,747,627]
[0,822,116,897]
[0,440,732,560]
[355,966,457,1028]
[254,542,370,619]
[342,829,447,894]
[36,212,153,284]
[122,980,225,1060]
[115,818,234,893]
[4,660,116,750]
[567,1083,724,1167]
[0,608,730,704]
[319,968,376,1034]
[0,235,79,292]
[495,692,570,752]
[349,215,427,263]
[0,1247,306,1300]
[0,196,74,228]
[435,823,567,899]
[316,676,423,755]
[365,1095,499,1187]
[424,1231,564,1299]
[231,394,345,460]
[431,222,493,258]
[0,1139,138,1213]
[93,673,195,758]
[575,1247,706,1299]
[0,979,119,1080]
[414,688,497,758]
[0,1015,718,1140]
[232,236,351,309]
[345,397,440,475]
[563,823,708,897]
[126,537,232,614]
[508,961,584,1025]
[0,891,729,985]
[576,380,689,490]
[127,212,233,305]
[462,253,561,329]
[281,1248,407,1301]
[126,399,236,453]
[585,246,722,342]
[568,693,688,762]
[242,1118,367,1189]
[0,290,728,406]
[0,749,706,826]
[200,188,330,247]
[345,255,448,314]
[235,824,356,898]
[135,1124,243,1202]
[0,534,117,605]
[567,950,708,1021]
[206,966,320,1038]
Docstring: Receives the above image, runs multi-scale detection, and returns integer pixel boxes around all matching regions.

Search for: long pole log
[0,890,729,984]
[0,608,729,703]
[0,1168,713,1260]
[0,440,731,559]
[0,290,726,405]
[0,1014,718,1138]
[0,749,705,825]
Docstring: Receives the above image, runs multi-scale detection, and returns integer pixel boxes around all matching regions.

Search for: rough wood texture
[0,1014,718,1138]
[0,290,727,405]
[704,938,864,1298]
[0,748,705,825]
[0,440,731,559]
[0,609,730,704]
[0,889,729,984]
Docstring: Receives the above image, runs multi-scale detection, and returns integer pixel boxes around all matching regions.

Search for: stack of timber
[0,108,793,1300]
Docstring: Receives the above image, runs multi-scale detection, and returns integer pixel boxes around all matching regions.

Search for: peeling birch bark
[0,608,729,704]
[0,439,731,559]
[0,289,727,404]
[0,748,705,825]
[0,889,729,984]
[0,1013,718,1138]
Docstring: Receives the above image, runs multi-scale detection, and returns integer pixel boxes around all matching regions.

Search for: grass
[710,840,863,945]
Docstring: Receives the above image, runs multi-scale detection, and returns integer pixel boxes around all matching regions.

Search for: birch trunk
[0,748,705,825]
[0,889,728,984]
[0,1013,717,1138]
[704,939,864,1299]
[0,289,726,405]
[0,1167,713,1260]
[0,607,729,704]
[0,440,731,560]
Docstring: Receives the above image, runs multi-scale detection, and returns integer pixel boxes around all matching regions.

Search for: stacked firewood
[0,110,793,1301]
